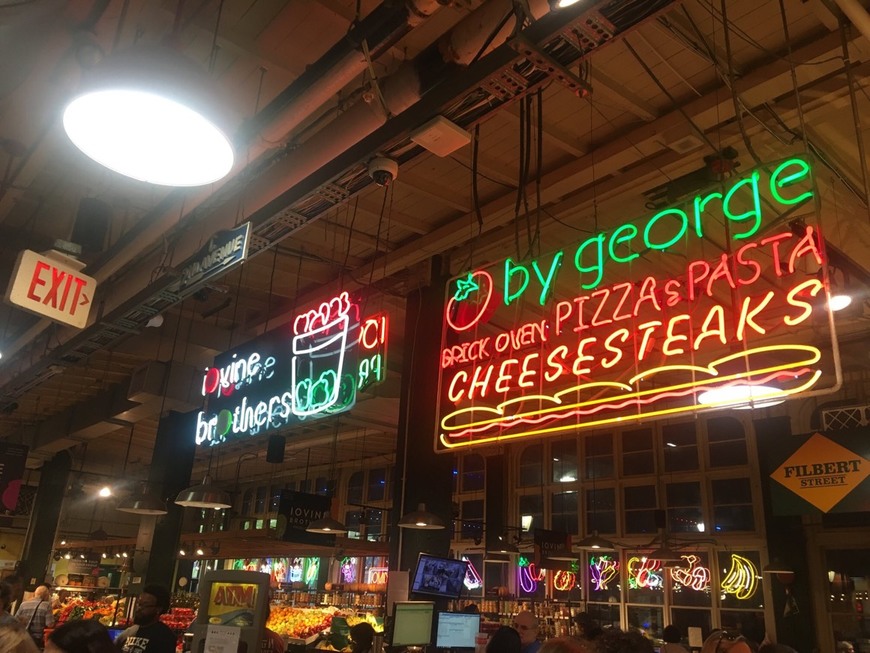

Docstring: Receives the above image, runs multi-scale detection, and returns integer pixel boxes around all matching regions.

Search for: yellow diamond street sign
[770,433,869,513]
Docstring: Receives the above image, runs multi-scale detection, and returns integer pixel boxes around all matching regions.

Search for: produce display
[161,607,196,632]
[55,596,128,627]
[267,605,336,641]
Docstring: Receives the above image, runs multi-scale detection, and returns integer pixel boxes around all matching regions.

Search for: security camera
[368,157,398,187]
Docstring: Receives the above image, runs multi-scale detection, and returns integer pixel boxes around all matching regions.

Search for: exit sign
[5,250,96,328]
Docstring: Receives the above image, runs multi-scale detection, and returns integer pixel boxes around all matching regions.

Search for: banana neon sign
[720,554,759,600]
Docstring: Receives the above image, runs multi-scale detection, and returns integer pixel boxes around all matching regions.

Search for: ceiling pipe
[832,0,870,43]
[0,0,448,363]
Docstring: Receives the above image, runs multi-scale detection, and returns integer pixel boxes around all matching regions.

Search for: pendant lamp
[648,545,683,566]
[306,516,348,534]
[485,535,519,555]
[62,45,235,187]
[117,483,168,516]
[575,531,615,550]
[175,474,232,510]
[398,503,445,529]
[762,559,794,575]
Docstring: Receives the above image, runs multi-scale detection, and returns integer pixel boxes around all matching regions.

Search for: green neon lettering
[504,258,530,306]
[217,409,233,437]
[531,251,564,305]
[608,223,639,263]
[770,158,813,205]
[643,208,689,250]
[693,191,723,238]
[574,234,605,290]
[723,170,762,240]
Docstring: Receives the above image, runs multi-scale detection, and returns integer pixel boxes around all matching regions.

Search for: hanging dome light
[575,531,615,550]
[398,503,445,529]
[62,45,235,187]
[175,475,232,510]
[117,485,168,516]
[306,516,349,534]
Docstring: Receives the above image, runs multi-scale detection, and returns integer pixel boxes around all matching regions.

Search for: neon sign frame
[195,291,388,445]
[436,157,841,451]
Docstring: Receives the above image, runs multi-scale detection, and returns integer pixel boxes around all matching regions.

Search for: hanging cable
[719,0,761,164]
[776,0,808,152]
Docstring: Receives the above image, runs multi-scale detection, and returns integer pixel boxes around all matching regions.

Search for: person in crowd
[512,611,541,653]
[44,619,116,653]
[16,584,55,649]
[1,574,24,614]
[836,641,855,653]
[572,613,603,642]
[757,644,797,653]
[700,630,757,653]
[350,622,376,653]
[660,625,689,653]
[540,636,593,653]
[0,622,41,653]
[1,581,19,626]
[487,626,522,653]
[114,584,176,653]
[462,603,480,614]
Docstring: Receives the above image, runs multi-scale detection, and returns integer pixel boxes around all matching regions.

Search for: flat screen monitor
[410,554,469,600]
[392,601,435,647]
[436,612,481,649]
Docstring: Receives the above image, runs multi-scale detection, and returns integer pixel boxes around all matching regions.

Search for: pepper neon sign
[436,157,841,451]
[589,555,619,591]
[195,292,388,445]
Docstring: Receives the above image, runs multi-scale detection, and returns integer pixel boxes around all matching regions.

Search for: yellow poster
[207,582,259,625]
[770,433,869,512]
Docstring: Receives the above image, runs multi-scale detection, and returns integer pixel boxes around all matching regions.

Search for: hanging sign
[768,432,868,513]
[194,291,388,445]
[277,491,336,546]
[173,222,251,292]
[5,250,95,328]
[533,528,575,570]
[435,157,840,450]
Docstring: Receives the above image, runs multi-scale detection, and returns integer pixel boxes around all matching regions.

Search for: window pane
[461,499,484,540]
[270,486,281,512]
[707,417,747,467]
[552,491,579,534]
[627,605,663,639]
[712,478,754,532]
[367,468,386,502]
[585,434,614,479]
[669,552,712,606]
[720,610,765,643]
[315,477,332,495]
[671,609,711,642]
[552,439,578,483]
[587,552,621,604]
[241,489,253,516]
[519,495,543,534]
[364,509,383,542]
[662,423,698,472]
[717,551,764,610]
[255,487,267,513]
[519,444,543,487]
[622,428,655,476]
[666,482,703,533]
[347,471,364,505]
[586,488,615,535]
[624,485,657,534]
[462,454,485,492]
[626,553,664,604]
[345,510,362,539]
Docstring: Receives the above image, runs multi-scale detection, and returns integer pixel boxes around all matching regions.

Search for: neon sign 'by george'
[436,157,841,450]
[195,291,388,445]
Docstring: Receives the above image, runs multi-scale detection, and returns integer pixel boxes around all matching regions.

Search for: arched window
[241,489,253,516]
[519,444,543,487]
[462,454,485,492]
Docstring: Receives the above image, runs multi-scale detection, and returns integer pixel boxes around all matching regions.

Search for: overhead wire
[719,0,761,165]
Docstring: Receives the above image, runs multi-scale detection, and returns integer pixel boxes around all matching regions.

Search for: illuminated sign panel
[196,291,388,445]
[436,157,840,450]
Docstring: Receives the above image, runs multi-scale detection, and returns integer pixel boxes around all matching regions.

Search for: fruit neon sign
[720,554,759,600]
[195,291,388,445]
[627,556,663,590]
[589,555,619,591]
[670,555,711,591]
[553,570,576,591]
[436,157,841,451]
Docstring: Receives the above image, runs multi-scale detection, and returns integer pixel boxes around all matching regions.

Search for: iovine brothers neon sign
[195,291,388,445]
[436,157,841,450]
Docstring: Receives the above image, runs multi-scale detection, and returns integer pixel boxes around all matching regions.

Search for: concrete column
[390,258,454,573]
[137,410,197,588]
[20,451,71,588]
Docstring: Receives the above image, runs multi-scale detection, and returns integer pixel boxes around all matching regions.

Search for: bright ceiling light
[828,293,852,311]
[698,385,785,410]
[556,0,582,7]
[98,486,112,498]
[62,46,234,187]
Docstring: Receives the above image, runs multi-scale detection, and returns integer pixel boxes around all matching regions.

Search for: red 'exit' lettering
[26,260,88,316]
